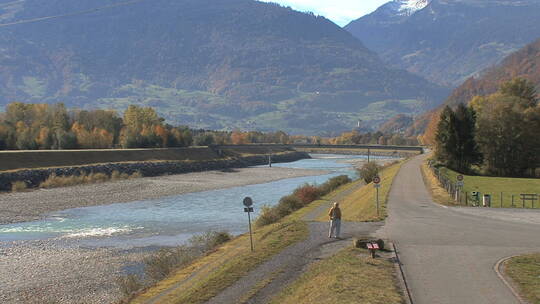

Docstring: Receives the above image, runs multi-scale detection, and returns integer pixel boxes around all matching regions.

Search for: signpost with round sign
[373,176,381,216]
[243,197,254,251]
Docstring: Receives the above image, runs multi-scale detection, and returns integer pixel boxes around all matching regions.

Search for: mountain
[418,37,540,144]
[377,114,413,134]
[345,0,540,87]
[0,0,448,135]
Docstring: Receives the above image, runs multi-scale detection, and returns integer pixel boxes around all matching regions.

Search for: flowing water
[0,154,384,248]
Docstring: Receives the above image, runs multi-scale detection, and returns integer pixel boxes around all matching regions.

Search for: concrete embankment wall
[0,147,223,171]
[0,150,309,191]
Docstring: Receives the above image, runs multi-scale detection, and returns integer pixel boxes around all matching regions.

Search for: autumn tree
[120,105,165,148]
[475,94,540,177]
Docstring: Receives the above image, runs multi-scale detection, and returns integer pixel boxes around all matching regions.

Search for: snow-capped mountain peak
[396,0,431,16]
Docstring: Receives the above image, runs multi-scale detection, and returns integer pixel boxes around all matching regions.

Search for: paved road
[380,155,540,304]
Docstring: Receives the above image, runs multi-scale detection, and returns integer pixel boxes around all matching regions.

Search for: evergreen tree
[454,103,482,173]
[435,106,459,169]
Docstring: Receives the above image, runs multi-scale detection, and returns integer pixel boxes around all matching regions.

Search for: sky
[259,0,390,26]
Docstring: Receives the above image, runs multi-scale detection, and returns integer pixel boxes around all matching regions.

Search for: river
[0,154,384,248]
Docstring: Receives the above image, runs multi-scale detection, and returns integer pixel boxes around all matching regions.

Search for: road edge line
[494,255,528,304]
[392,242,414,304]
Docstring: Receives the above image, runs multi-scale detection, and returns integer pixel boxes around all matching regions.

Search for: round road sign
[373,176,381,184]
[243,197,253,207]
[457,175,464,181]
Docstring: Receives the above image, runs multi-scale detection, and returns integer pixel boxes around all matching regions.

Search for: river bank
[0,155,396,304]
[0,166,326,225]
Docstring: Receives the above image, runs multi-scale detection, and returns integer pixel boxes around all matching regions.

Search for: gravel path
[0,167,327,224]
[205,182,384,304]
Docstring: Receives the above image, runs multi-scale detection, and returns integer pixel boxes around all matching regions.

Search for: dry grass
[130,177,354,304]
[420,161,458,206]
[40,170,142,189]
[504,253,540,304]
[270,247,404,304]
[10,181,28,192]
[130,220,308,304]
[317,161,405,222]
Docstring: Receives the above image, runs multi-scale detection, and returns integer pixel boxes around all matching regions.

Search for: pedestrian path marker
[243,197,254,252]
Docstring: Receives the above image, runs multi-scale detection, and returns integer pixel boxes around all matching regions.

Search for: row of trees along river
[0,102,417,150]
[435,78,540,177]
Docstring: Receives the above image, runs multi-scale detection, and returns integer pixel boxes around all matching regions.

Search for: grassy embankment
[270,247,403,304]
[275,161,406,304]
[130,184,342,304]
[131,161,406,304]
[504,254,540,304]
[436,166,540,208]
[316,161,405,222]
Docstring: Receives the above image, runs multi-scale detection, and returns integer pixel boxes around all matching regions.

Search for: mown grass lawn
[438,167,540,208]
[317,160,405,222]
[505,254,540,304]
[270,247,404,304]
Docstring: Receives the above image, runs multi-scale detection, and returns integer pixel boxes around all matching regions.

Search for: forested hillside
[0,0,448,135]
[346,0,540,87]
[419,38,540,145]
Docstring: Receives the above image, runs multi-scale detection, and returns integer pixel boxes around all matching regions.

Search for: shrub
[279,194,303,210]
[293,184,320,204]
[86,172,108,183]
[357,162,381,184]
[130,171,143,178]
[144,246,196,282]
[111,170,130,180]
[11,181,27,192]
[143,230,232,282]
[319,175,351,195]
[116,274,143,297]
[255,205,280,227]
[189,231,232,253]
[39,170,143,189]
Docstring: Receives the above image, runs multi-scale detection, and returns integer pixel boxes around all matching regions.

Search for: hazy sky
[259,0,390,26]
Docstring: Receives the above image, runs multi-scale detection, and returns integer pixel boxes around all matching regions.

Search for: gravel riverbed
[0,166,328,304]
[0,166,327,225]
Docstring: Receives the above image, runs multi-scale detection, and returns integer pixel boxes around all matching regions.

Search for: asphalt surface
[379,155,540,304]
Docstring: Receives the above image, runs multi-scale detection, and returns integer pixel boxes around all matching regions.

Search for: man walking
[328,202,341,238]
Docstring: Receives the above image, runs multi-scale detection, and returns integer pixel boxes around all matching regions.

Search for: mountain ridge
[0,0,448,135]
[418,37,540,144]
[345,0,540,87]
